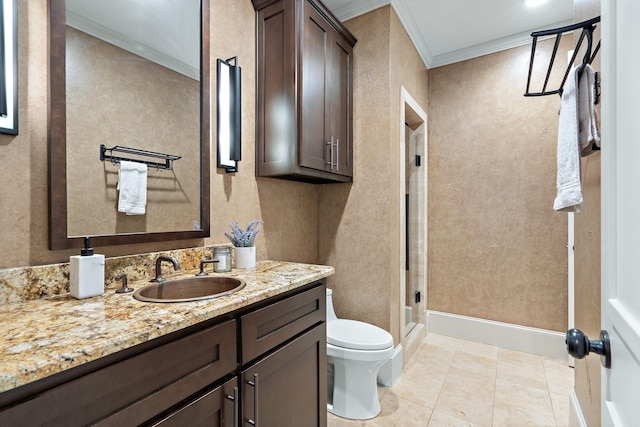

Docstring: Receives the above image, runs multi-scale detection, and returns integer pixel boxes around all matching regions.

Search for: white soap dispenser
[70,237,105,299]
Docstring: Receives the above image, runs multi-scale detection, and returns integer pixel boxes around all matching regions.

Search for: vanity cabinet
[240,283,326,426]
[0,281,326,427]
[0,319,238,426]
[253,0,356,183]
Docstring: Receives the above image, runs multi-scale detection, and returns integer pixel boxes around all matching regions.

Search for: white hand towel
[553,66,583,212]
[117,160,147,215]
[577,64,601,156]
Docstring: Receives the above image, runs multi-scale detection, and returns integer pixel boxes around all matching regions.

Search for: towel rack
[524,16,601,100]
[99,144,181,170]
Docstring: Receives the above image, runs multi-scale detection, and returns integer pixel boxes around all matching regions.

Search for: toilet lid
[327,319,393,351]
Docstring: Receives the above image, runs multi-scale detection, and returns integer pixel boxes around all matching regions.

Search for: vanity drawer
[0,319,237,426]
[241,283,325,363]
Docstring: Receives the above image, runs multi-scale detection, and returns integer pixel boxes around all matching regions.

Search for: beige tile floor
[328,334,574,427]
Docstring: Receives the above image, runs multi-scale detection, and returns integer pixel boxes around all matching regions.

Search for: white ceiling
[66,0,575,73]
[323,0,574,68]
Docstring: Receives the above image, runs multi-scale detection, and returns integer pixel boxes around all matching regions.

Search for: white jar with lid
[213,246,232,272]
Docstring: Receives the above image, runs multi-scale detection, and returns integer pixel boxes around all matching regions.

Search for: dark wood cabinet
[239,284,326,426]
[254,0,356,183]
[151,377,237,427]
[0,282,327,427]
[241,325,326,427]
[0,319,238,427]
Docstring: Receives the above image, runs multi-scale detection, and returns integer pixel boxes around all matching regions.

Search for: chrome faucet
[151,256,180,282]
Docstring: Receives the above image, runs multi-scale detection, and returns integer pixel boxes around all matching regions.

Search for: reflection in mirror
[48,0,210,250]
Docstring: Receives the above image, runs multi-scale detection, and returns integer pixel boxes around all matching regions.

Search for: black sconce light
[0,0,17,135]
[216,56,241,172]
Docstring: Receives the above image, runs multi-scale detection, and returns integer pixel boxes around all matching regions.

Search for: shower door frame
[398,86,428,350]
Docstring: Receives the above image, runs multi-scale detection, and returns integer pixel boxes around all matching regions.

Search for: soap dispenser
[70,237,105,299]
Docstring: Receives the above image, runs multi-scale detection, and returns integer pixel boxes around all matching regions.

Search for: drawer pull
[247,374,259,426]
[326,138,334,170]
[225,386,239,427]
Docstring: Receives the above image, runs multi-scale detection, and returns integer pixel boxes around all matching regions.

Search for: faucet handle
[115,274,134,293]
[196,259,219,276]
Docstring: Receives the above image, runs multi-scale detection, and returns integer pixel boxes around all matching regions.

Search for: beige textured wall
[572,0,601,425]
[428,39,569,332]
[66,28,200,236]
[0,0,318,269]
[319,6,428,344]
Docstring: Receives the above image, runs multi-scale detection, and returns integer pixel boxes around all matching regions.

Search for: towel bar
[99,144,181,170]
[524,16,601,101]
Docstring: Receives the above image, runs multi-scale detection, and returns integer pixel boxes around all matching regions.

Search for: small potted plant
[224,220,263,269]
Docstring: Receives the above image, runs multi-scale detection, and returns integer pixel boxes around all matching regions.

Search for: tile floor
[328,333,574,427]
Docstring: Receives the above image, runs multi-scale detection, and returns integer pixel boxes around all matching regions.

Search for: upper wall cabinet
[252,0,356,183]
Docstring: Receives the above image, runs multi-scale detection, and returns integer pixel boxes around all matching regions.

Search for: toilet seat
[327,319,393,350]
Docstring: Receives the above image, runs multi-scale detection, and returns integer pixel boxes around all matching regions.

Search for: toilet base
[327,356,386,420]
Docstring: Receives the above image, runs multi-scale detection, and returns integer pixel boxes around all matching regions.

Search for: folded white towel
[553,66,583,212]
[117,161,147,215]
[577,64,601,156]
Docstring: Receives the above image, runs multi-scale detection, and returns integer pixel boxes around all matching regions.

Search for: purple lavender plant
[224,220,263,247]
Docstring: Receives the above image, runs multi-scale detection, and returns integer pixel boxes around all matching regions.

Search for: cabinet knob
[565,328,611,368]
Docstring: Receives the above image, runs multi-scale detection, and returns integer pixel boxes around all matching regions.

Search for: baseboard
[377,344,403,387]
[569,390,588,427]
[427,310,567,360]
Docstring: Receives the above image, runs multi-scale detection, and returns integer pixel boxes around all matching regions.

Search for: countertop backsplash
[0,245,232,304]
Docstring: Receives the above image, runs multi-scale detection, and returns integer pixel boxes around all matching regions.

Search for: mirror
[48,0,210,250]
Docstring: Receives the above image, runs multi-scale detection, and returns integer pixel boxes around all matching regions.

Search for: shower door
[404,123,425,335]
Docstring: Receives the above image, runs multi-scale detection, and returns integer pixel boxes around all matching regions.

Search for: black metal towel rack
[524,16,601,100]
[99,144,181,170]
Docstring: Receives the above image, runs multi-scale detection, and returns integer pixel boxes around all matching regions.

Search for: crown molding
[429,19,574,68]
[390,0,433,69]
[331,0,389,21]
[332,0,572,70]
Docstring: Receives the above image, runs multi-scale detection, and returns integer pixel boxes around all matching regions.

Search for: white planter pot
[235,246,256,269]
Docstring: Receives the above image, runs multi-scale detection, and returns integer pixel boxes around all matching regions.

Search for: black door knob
[565,328,611,369]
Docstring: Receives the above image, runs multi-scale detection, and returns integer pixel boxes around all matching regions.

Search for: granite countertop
[0,261,334,394]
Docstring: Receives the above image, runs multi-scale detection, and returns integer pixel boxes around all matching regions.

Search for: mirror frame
[48,0,210,250]
[0,0,18,135]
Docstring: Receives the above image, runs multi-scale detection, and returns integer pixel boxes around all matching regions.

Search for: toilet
[326,288,394,420]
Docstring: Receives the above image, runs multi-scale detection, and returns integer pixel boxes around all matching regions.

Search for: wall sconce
[217,56,241,172]
[0,0,17,135]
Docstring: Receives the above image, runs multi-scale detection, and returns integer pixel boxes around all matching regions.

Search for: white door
[600,0,640,425]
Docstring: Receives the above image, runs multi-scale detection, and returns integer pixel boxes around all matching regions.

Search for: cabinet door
[328,31,353,177]
[255,0,297,176]
[151,377,237,427]
[241,324,327,427]
[299,0,331,173]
